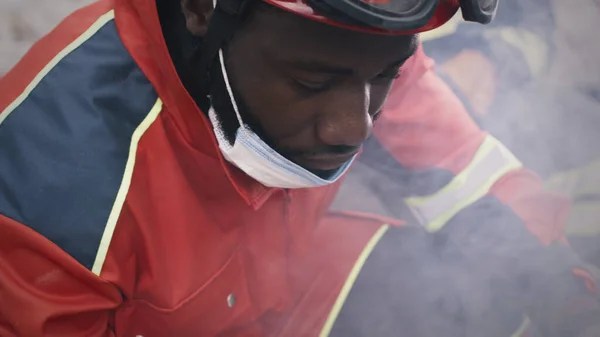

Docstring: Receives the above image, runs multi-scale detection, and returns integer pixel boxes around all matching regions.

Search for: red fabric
[265,0,459,35]
[374,45,486,174]
[490,169,570,246]
[573,268,598,294]
[0,215,121,337]
[0,0,588,336]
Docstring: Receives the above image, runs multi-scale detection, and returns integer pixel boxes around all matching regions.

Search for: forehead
[240,6,417,70]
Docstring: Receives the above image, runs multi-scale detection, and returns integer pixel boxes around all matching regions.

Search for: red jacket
[0,0,594,336]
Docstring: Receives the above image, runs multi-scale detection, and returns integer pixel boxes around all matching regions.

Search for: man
[0,0,598,336]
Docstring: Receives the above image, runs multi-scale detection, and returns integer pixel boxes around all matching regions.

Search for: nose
[316,83,373,147]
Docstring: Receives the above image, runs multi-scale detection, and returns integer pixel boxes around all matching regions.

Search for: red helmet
[261,0,499,35]
[195,0,498,105]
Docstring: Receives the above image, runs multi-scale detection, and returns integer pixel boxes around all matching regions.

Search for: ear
[181,0,214,36]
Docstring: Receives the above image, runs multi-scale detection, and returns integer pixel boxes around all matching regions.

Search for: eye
[371,67,402,84]
[293,77,334,93]
[372,110,384,122]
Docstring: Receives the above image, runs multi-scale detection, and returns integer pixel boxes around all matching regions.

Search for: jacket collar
[115,0,279,209]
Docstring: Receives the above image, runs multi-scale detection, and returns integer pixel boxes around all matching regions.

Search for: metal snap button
[227,293,236,308]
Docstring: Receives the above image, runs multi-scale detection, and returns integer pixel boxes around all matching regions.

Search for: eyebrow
[285,60,355,75]
[285,43,418,76]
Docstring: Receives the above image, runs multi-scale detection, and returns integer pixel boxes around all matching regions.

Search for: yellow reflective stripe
[546,158,600,198]
[562,203,600,236]
[405,135,522,232]
[319,224,390,337]
[91,98,163,276]
[420,9,464,41]
[510,317,531,337]
[545,159,600,236]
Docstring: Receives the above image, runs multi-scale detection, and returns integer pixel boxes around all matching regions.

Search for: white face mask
[208,49,355,189]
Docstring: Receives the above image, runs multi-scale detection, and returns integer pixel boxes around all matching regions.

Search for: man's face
[221,6,417,173]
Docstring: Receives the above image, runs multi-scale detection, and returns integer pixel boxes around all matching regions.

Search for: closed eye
[293,77,336,93]
[371,49,413,83]
[371,67,402,83]
[372,109,384,122]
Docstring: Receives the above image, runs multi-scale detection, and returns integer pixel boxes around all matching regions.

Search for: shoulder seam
[91,98,164,276]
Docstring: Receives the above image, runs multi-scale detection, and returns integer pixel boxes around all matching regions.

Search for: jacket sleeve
[360,43,567,242]
[358,44,600,332]
[0,214,122,337]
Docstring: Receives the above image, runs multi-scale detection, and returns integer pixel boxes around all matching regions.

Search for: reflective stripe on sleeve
[510,317,531,337]
[404,135,522,232]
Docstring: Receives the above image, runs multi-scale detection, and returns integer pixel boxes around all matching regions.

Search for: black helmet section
[306,0,499,31]
[194,0,256,110]
[460,0,499,24]
[306,0,440,31]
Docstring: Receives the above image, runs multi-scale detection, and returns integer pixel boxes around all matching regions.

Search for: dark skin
[181,0,417,172]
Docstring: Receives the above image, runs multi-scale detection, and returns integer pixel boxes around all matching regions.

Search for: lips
[293,152,357,171]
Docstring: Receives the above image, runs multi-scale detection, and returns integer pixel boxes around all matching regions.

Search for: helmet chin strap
[195,0,257,109]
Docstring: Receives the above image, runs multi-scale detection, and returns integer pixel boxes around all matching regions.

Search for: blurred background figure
[420,0,600,267]
[542,0,600,268]
[422,0,555,122]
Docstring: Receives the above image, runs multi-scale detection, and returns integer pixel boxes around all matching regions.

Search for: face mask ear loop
[218,49,246,128]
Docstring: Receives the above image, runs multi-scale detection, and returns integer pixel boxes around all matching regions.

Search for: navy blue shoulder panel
[0,19,158,269]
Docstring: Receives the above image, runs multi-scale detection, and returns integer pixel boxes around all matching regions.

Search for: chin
[309,167,341,179]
